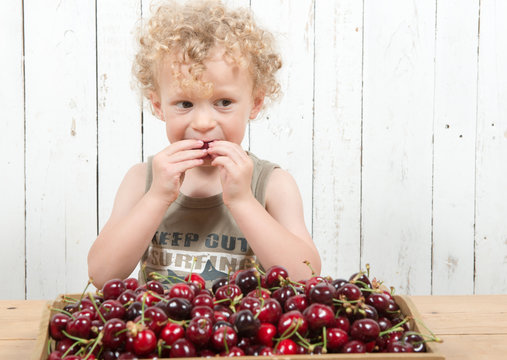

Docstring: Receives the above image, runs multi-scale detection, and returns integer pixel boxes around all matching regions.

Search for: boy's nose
[191,109,216,132]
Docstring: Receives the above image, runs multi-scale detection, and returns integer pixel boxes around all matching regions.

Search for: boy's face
[150,48,264,153]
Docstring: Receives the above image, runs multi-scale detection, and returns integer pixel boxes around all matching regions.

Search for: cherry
[160,322,185,346]
[221,346,245,356]
[165,297,192,320]
[271,285,296,307]
[308,282,336,306]
[132,329,157,356]
[55,338,76,355]
[387,341,414,352]
[350,318,380,343]
[185,273,206,291]
[284,294,308,312]
[125,301,142,321]
[275,338,297,355]
[302,303,335,331]
[139,306,168,334]
[304,276,327,298]
[277,310,308,337]
[48,351,63,360]
[169,337,197,357]
[102,318,126,349]
[118,352,137,359]
[212,277,228,295]
[190,305,216,323]
[349,304,379,322]
[365,292,391,313]
[264,265,289,288]
[192,293,214,308]
[377,316,392,331]
[65,316,92,339]
[342,339,367,353]
[256,298,282,324]
[168,282,195,302]
[102,279,126,300]
[77,298,96,313]
[123,278,139,291]
[238,296,261,314]
[49,313,70,340]
[117,289,137,306]
[349,271,372,295]
[234,268,259,295]
[331,278,348,291]
[256,323,277,347]
[246,287,271,299]
[402,331,426,352]
[333,315,350,332]
[186,316,213,347]
[326,327,349,351]
[233,309,260,337]
[211,325,238,351]
[214,284,242,306]
[336,283,362,301]
[99,299,125,321]
[259,346,274,356]
[135,291,159,307]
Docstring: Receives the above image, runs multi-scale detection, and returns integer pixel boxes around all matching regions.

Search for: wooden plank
[313,0,363,279]
[475,0,507,294]
[97,0,142,231]
[24,0,97,299]
[140,0,170,162]
[0,0,26,299]
[361,1,435,295]
[427,334,507,360]
[432,0,479,295]
[0,300,48,339]
[250,0,314,232]
[411,295,507,313]
[0,340,40,359]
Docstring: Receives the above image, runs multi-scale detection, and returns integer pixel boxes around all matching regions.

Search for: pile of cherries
[47,264,438,359]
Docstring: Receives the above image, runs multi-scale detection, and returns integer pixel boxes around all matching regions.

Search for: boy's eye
[176,101,193,109]
[216,99,232,107]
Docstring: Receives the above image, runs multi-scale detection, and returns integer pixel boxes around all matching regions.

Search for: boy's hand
[149,139,207,205]
[208,141,254,206]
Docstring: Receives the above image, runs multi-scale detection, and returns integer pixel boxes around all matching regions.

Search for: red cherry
[134,291,159,307]
[246,287,271,299]
[387,341,414,352]
[98,299,125,321]
[256,298,282,324]
[256,323,277,347]
[102,318,126,349]
[275,338,297,355]
[284,294,309,312]
[132,329,157,356]
[168,282,195,301]
[350,318,380,343]
[214,284,242,306]
[302,303,335,331]
[277,310,308,337]
[123,278,139,291]
[192,293,214,308]
[264,265,289,288]
[65,316,92,339]
[342,339,367,353]
[186,316,213,347]
[336,283,363,301]
[160,322,185,346]
[185,273,206,290]
[170,338,197,357]
[211,325,238,351]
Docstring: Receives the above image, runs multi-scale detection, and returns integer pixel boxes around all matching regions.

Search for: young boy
[88,0,321,289]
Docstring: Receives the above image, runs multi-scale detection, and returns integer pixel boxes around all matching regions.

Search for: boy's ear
[149,91,164,120]
[249,93,265,120]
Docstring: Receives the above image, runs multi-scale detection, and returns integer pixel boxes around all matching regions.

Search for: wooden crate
[32,294,444,360]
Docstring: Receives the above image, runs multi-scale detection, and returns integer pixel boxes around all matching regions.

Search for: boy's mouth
[200,141,214,150]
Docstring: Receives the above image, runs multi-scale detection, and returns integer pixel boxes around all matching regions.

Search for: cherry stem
[88,292,107,324]
[83,332,103,360]
[252,262,266,276]
[223,327,230,354]
[189,257,197,279]
[78,279,93,304]
[366,263,371,278]
[379,316,412,337]
[303,260,315,276]
[322,326,328,354]
[49,306,76,320]
[149,271,183,284]
[253,297,265,320]
[61,330,90,344]
[46,338,52,355]
[294,331,311,348]
[413,318,443,343]
[141,293,147,324]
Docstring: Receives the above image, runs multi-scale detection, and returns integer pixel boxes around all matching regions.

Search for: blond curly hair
[133,0,282,106]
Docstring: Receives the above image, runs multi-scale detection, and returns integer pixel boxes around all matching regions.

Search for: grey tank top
[139,152,279,286]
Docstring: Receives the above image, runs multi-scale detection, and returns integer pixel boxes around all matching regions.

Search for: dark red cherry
[117,289,137,306]
[326,327,349,351]
[402,331,426,352]
[190,305,215,323]
[350,318,380,343]
[123,278,139,291]
[387,341,414,352]
[159,322,185,346]
[49,313,70,340]
[235,268,260,295]
[238,296,261,314]
[102,279,126,300]
[138,306,168,334]
[65,316,92,339]
[336,283,362,301]
[284,294,308,312]
[192,293,214,308]
[170,338,197,357]
[186,316,213,347]
[256,298,282,324]
[212,277,228,295]
[102,318,126,349]
[165,297,192,320]
[365,292,391,313]
[302,303,335,331]
[342,339,367,353]
[185,273,206,291]
[233,309,260,337]
[271,285,296,307]
[98,299,125,321]
[308,282,336,306]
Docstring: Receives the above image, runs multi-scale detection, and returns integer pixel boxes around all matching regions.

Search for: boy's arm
[87,163,168,289]
[228,168,322,281]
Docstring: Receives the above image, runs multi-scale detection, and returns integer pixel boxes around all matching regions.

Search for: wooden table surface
[1,295,506,359]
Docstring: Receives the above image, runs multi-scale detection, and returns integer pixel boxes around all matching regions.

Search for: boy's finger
[163,139,204,155]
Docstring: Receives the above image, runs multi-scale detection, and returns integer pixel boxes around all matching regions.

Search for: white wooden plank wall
[1,0,506,300]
